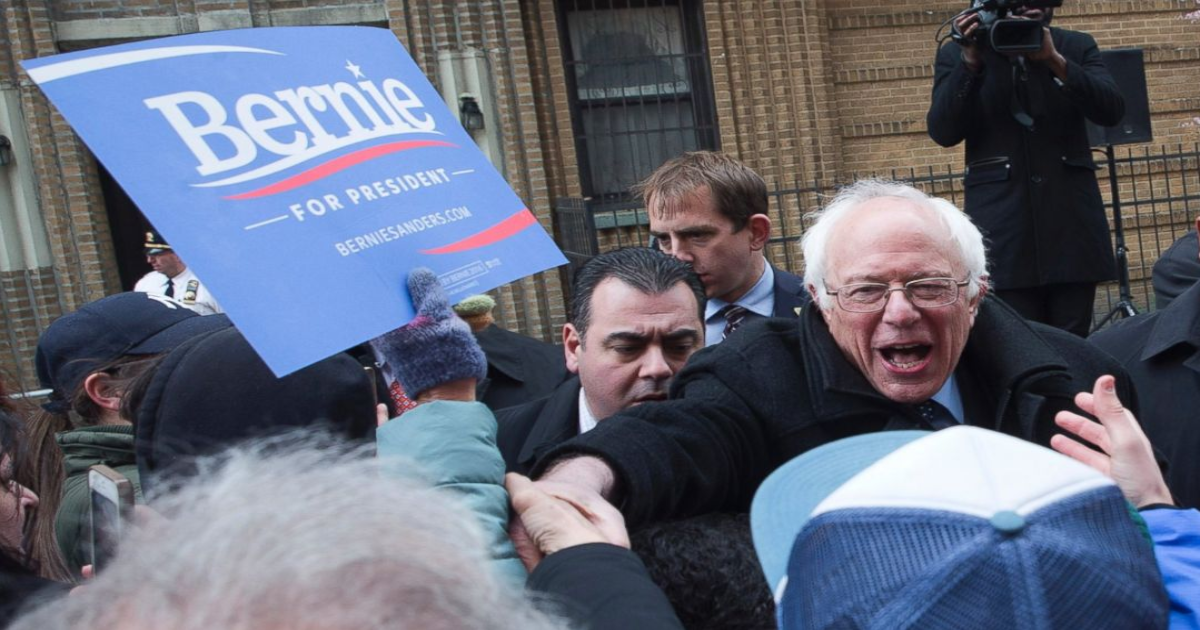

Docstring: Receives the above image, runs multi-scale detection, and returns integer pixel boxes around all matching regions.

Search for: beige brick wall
[2,0,1199,389]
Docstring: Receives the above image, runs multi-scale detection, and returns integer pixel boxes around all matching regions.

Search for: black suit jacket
[474,324,570,411]
[1090,281,1200,508]
[928,27,1124,289]
[496,377,582,474]
[771,265,809,318]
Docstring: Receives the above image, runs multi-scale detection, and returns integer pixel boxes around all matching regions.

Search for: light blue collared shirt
[930,373,965,424]
[704,263,774,347]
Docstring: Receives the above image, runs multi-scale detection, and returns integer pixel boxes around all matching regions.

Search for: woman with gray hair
[11,435,561,630]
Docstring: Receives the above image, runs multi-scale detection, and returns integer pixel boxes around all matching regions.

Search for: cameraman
[927,3,1124,337]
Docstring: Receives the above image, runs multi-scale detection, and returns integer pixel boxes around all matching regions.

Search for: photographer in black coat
[927,3,1124,337]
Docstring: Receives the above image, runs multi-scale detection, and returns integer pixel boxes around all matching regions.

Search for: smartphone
[89,465,134,574]
[363,365,378,409]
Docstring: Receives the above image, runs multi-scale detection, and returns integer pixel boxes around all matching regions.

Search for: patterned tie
[164,278,175,298]
[387,380,418,417]
[719,304,750,340]
[917,400,957,430]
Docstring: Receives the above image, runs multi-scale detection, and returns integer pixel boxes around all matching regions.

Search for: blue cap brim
[750,430,929,591]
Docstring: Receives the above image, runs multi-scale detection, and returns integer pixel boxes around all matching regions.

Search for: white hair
[12,434,564,630]
[801,179,989,310]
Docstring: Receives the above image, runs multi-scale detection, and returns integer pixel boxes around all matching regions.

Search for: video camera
[957,0,1063,55]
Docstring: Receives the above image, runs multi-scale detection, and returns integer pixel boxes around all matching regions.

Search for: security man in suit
[641,151,809,346]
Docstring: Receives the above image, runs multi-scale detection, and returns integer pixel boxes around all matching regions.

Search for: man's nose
[669,243,694,264]
[639,345,674,381]
[881,288,921,326]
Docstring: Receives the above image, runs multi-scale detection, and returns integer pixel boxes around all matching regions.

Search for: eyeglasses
[825,277,971,313]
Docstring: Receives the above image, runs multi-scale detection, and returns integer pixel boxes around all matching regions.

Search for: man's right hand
[505,473,629,572]
[1051,375,1175,509]
[507,456,624,571]
[953,13,984,72]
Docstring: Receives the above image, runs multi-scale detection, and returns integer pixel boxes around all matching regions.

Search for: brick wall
[2,0,1198,390]
[0,267,62,394]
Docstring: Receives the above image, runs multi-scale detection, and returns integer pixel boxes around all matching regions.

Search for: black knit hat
[135,327,375,496]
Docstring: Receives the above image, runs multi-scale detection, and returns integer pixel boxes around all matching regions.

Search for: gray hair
[801,179,988,310]
[12,434,564,630]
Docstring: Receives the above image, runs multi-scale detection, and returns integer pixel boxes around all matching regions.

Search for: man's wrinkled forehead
[648,185,712,221]
[827,200,964,272]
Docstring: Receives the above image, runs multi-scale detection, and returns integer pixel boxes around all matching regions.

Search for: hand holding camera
[949,0,1062,59]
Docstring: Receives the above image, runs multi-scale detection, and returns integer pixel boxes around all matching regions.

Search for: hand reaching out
[505,473,629,573]
[1051,375,1174,508]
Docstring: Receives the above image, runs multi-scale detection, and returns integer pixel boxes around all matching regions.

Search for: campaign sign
[22,27,566,376]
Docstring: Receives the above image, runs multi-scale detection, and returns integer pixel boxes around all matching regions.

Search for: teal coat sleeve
[376,401,527,586]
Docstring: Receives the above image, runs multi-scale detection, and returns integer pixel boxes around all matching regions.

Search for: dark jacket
[0,562,65,628]
[496,377,581,475]
[927,28,1124,290]
[771,266,810,318]
[473,324,569,411]
[535,298,1135,527]
[527,543,683,630]
[1090,281,1200,509]
[54,425,144,575]
[1152,230,1200,309]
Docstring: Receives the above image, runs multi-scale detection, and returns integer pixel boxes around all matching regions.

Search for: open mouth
[878,343,932,372]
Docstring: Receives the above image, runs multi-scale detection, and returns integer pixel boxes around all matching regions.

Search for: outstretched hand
[505,473,629,573]
[1051,375,1174,508]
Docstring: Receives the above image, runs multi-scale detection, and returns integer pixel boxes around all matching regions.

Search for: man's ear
[83,372,121,411]
[563,324,582,375]
[747,214,772,251]
[968,277,989,318]
[807,284,833,323]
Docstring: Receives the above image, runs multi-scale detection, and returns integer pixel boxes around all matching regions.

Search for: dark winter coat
[928,27,1124,289]
[534,298,1136,527]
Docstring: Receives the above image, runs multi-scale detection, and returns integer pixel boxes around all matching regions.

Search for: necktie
[917,400,957,430]
[719,305,749,339]
[387,380,418,417]
[164,278,175,298]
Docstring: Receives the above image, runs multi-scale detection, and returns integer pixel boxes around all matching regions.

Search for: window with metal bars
[558,0,719,205]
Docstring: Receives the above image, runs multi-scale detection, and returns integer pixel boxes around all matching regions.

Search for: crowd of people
[3,168,1198,628]
[3,5,1200,628]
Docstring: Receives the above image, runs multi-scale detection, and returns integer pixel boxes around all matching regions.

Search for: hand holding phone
[89,465,134,574]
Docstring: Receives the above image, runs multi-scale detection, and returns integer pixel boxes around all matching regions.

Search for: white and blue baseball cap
[751,426,1167,630]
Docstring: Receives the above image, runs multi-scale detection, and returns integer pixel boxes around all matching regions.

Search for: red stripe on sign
[420,210,537,255]
[224,140,457,200]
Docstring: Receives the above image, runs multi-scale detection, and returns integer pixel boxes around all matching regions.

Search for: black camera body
[969,0,1063,55]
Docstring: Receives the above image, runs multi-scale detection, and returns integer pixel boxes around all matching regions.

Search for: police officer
[133,231,223,315]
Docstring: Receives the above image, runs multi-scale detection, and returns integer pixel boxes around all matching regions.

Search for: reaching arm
[373,268,524,585]
[530,334,783,527]
[1051,374,1174,508]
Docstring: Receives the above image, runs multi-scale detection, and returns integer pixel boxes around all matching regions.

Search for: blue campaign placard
[22,27,566,376]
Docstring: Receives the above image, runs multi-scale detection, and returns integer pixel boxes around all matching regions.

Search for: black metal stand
[1092,144,1139,332]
